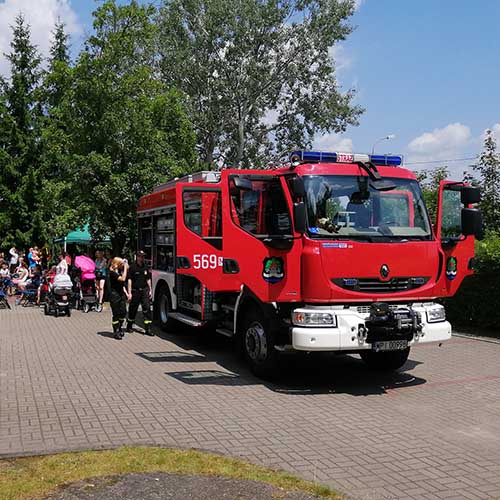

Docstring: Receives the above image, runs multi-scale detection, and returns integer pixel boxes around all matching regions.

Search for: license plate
[373,340,408,351]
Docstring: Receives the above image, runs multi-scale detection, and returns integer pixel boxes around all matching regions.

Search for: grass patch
[0,446,342,500]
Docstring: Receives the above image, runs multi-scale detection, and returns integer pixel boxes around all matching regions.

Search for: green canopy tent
[54,224,111,252]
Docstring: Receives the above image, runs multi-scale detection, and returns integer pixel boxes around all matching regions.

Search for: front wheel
[82,303,90,313]
[360,347,410,371]
[44,303,49,316]
[241,309,279,380]
[154,285,175,332]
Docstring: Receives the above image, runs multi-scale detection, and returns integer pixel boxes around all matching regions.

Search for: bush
[445,233,500,330]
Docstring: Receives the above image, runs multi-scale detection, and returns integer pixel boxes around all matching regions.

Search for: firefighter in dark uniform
[108,257,129,339]
[126,250,153,335]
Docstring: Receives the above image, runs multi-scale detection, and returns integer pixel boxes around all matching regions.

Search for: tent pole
[64,237,67,253]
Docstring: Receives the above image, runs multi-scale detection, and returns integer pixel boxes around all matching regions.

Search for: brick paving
[1,304,500,499]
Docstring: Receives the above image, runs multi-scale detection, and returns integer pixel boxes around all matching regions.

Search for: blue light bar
[290,151,402,167]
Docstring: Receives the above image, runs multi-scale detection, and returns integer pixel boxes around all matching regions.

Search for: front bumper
[291,303,451,352]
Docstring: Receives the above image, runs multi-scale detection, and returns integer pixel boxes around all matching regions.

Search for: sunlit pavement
[1,304,500,499]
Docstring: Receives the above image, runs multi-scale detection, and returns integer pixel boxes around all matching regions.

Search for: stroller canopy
[74,255,96,281]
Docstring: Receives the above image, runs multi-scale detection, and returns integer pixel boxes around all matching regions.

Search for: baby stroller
[80,278,101,313]
[74,255,101,313]
[0,278,11,309]
[44,273,72,317]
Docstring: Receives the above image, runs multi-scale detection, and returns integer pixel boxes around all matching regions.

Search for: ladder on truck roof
[154,171,221,192]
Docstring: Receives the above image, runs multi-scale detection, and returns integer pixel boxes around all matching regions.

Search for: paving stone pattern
[1,305,500,499]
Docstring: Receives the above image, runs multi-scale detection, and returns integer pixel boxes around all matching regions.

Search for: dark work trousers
[128,288,152,327]
[110,289,127,332]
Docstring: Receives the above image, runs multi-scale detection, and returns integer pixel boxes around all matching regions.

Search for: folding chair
[17,289,37,307]
[0,289,11,309]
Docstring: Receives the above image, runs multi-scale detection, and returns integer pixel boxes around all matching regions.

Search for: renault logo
[380,264,390,279]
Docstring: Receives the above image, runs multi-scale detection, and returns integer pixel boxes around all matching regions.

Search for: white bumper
[291,303,451,352]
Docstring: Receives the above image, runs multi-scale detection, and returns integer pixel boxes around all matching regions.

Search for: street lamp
[371,134,396,154]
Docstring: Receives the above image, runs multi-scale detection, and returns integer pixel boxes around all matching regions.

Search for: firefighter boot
[144,321,154,336]
[112,322,122,340]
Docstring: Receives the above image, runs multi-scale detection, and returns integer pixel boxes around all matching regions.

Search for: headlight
[292,310,336,327]
[426,305,446,323]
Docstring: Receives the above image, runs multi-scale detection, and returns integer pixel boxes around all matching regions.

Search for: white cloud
[405,123,476,179]
[407,123,471,157]
[353,0,365,10]
[0,0,82,77]
[329,45,352,73]
[313,132,353,152]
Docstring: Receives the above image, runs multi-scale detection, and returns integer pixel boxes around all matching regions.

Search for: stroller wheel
[67,307,71,317]
[54,308,59,318]
[95,303,103,313]
[83,303,90,313]
[44,303,49,316]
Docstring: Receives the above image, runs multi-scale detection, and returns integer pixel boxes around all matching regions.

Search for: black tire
[240,307,279,380]
[83,303,90,313]
[360,347,410,371]
[44,303,49,316]
[66,307,71,317]
[54,308,59,318]
[95,303,103,313]
[154,284,175,332]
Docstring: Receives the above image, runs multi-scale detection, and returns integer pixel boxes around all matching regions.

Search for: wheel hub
[160,295,168,324]
[245,322,268,362]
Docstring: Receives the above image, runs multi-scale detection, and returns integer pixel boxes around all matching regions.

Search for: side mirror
[461,186,481,205]
[290,176,305,198]
[293,202,307,233]
[462,208,483,240]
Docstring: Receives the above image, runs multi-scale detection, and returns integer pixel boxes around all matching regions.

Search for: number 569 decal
[193,254,223,270]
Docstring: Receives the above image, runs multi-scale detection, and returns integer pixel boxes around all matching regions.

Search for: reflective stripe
[112,321,119,325]
[144,320,152,324]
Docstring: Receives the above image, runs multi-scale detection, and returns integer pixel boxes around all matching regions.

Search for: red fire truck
[137,151,482,378]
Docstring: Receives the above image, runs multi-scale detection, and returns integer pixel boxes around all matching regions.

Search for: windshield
[304,175,432,240]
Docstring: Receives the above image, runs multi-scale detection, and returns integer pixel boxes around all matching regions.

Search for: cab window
[229,175,292,236]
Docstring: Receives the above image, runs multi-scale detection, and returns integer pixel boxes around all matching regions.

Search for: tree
[36,21,76,243]
[415,165,449,224]
[474,129,500,232]
[157,0,363,168]
[63,1,197,253]
[0,14,42,247]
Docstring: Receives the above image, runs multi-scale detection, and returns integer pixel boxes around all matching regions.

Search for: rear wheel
[54,308,59,318]
[360,347,410,371]
[82,303,90,313]
[154,285,175,332]
[241,308,279,380]
[44,303,49,316]
[66,307,71,317]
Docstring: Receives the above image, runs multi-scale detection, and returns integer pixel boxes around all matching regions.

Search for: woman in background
[94,250,107,308]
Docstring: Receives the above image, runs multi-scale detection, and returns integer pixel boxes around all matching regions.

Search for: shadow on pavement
[97,331,119,339]
[140,325,428,396]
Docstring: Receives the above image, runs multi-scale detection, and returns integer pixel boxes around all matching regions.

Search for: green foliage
[415,165,449,225]
[0,14,42,248]
[474,129,500,232]
[157,0,362,167]
[446,232,500,330]
[63,0,197,253]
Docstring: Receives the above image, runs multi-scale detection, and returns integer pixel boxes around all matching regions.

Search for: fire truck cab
[137,151,482,378]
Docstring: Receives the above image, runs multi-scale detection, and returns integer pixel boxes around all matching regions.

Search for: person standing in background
[94,250,107,308]
[10,247,19,273]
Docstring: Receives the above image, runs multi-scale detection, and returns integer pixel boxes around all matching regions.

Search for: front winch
[365,302,422,343]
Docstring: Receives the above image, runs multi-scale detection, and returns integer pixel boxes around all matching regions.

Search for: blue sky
[0,0,497,178]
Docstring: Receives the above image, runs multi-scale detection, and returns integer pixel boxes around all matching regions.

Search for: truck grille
[332,277,430,294]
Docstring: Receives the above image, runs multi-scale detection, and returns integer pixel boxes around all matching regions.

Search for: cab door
[220,170,303,303]
[435,181,482,296]
[175,182,236,291]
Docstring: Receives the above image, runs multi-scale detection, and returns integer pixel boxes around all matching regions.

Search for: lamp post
[371,134,396,154]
